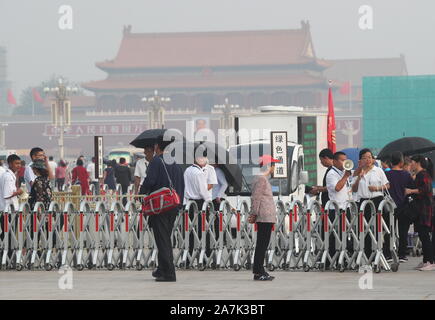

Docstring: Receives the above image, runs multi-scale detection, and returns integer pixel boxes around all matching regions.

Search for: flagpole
[32,94,35,116]
[349,80,352,112]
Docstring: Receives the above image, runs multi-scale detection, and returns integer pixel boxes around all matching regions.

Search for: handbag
[381,184,397,210]
[401,197,419,223]
[141,158,180,216]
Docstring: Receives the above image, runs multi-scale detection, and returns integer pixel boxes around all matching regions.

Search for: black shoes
[152,268,162,278]
[253,272,275,281]
[152,268,176,281]
[155,276,176,282]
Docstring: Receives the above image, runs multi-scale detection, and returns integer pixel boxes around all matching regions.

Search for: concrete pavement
[0,257,434,300]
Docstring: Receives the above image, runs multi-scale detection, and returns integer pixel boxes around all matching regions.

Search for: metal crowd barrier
[0,197,399,273]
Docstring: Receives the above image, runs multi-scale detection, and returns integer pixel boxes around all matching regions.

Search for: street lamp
[213,97,239,131]
[43,78,78,160]
[142,90,171,129]
[0,123,8,150]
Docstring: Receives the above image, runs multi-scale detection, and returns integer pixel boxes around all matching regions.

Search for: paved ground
[0,257,434,300]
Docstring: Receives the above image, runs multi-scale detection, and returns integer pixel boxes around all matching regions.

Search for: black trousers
[253,222,273,275]
[120,184,129,206]
[149,208,178,279]
[415,222,434,264]
[396,208,411,257]
[186,199,213,263]
[323,209,353,267]
[358,196,384,259]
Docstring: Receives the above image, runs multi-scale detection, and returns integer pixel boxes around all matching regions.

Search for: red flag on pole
[327,86,337,153]
[7,89,17,105]
[32,88,43,103]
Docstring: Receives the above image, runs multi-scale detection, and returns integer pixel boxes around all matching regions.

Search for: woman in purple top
[386,151,414,261]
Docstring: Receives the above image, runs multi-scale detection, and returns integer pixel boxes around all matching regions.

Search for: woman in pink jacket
[248,155,279,281]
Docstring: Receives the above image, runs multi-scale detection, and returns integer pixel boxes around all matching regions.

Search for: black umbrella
[130,128,184,148]
[377,137,435,159]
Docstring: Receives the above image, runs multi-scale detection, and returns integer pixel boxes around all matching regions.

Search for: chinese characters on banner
[271,131,288,179]
[44,123,148,137]
[94,136,104,179]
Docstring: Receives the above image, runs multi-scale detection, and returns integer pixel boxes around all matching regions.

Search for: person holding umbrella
[139,136,184,282]
[248,155,279,281]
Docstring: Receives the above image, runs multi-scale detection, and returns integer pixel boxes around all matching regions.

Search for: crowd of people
[0,142,433,281]
[308,148,434,271]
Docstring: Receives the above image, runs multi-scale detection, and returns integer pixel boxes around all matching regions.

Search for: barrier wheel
[374,265,381,274]
[87,262,94,270]
[233,264,241,271]
[244,263,252,270]
[210,263,217,270]
[107,263,115,271]
[282,263,289,271]
[267,264,275,272]
[55,262,61,269]
[318,263,325,272]
[339,264,345,273]
[198,263,206,271]
[391,263,399,272]
[27,263,33,270]
[178,262,186,269]
[136,263,144,271]
[16,264,23,271]
[303,264,310,272]
[148,261,155,268]
[76,264,84,271]
[44,263,53,271]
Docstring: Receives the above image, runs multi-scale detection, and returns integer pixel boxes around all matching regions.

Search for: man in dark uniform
[308,149,334,208]
[139,137,185,282]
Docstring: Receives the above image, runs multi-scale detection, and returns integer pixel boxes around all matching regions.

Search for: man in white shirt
[203,159,218,199]
[24,147,55,193]
[325,151,352,266]
[184,157,212,263]
[184,159,211,206]
[326,152,352,211]
[0,154,23,212]
[48,156,57,190]
[134,146,154,194]
[87,157,100,195]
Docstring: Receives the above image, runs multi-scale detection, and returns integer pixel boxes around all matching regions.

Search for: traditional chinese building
[83,21,332,112]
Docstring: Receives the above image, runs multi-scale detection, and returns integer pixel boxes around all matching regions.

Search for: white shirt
[212,167,228,200]
[86,162,97,182]
[134,158,149,185]
[326,166,352,210]
[48,161,57,177]
[203,164,218,198]
[183,164,211,203]
[353,166,389,200]
[24,164,36,192]
[0,168,18,211]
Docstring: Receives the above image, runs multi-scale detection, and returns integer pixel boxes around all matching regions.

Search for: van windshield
[108,152,132,164]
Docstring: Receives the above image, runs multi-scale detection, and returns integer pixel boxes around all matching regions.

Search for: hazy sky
[1,0,434,96]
